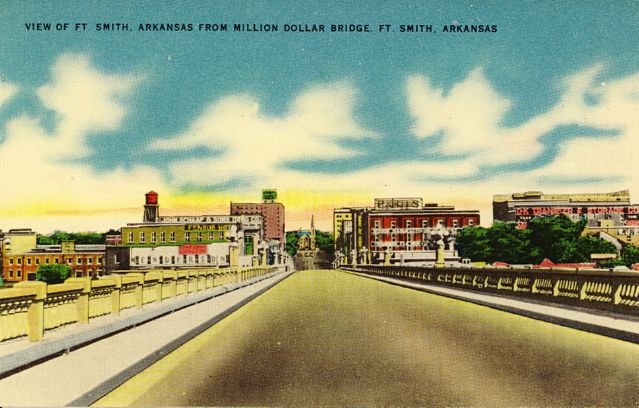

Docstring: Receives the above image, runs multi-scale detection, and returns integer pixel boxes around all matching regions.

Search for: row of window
[131,254,225,265]
[128,231,225,244]
[6,257,103,266]
[5,269,103,278]
[373,219,475,229]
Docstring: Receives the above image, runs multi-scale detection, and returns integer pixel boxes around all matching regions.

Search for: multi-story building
[106,191,267,272]
[1,229,105,282]
[230,189,285,243]
[493,190,639,228]
[334,198,480,265]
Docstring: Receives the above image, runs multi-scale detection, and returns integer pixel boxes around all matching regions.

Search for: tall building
[493,190,639,228]
[230,189,285,243]
[334,198,480,265]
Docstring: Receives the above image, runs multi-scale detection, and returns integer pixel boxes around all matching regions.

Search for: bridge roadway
[96,269,639,406]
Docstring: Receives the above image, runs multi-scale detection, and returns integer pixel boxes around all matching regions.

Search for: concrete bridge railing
[344,265,639,315]
[0,266,278,343]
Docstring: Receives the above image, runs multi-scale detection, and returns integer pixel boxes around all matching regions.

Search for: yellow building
[333,209,353,251]
[1,229,37,257]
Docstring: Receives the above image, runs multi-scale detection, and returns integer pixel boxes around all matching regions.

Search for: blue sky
[0,1,638,232]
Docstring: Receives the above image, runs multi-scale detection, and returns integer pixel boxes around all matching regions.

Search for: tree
[37,230,108,245]
[487,222,533,264]
[285,232,299,256]
[456,226,490,261]
[36,264,72,284]
[618,245,639,267]
[315,231,335,256]
[458,215,617,265]
[574,236,617,263]
[527,215,586,263]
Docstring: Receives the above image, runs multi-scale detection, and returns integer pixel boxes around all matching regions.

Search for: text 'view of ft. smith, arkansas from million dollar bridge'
[0,1,639,406]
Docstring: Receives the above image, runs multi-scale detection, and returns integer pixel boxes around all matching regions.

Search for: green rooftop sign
[262,189,277,201]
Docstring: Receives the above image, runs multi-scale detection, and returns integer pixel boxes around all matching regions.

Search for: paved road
[96,270,639,406]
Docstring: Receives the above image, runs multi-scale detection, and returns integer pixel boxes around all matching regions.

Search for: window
[45,258,50,264]
[77,258,82,265]
[87,258,93,265]
[128,232,134,243]
[160,232,166,243]
[468,219,475,227]
[390,221,397,229]
[170,232,176,242]
[97,257,102,265]
[197,232,203,242]
[374,220,381,229]
[405,220,412,228]
[139,232,146,243]
[26,258,32,266]
[209,232,215,240]
[16,259,21,265]
[8,259,13,265]
[422,220,429,228]
[185,232,191,242]
[9,270,13,278]
[75,271,82,277]
[35,258,40,265]
[151,232,157,243]
[453,219,459,228]
[17,270,21,278]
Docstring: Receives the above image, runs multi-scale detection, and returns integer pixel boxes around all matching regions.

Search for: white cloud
[152,81,374,187]
[0,54,167,233]
[0,80,18,108]
[406,65,639,176]
[37,53,143,156]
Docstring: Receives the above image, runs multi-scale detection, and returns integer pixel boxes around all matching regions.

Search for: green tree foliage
[456,226,490,262]
[458,215,617,265]
[285,231,299,256]
[487,222,533,264]
[574,236,617,263]
[526,215,586,263]
[315,231,335,256]
[621,245,639,266]
[285,230,334,256]
[36,264,71,284]
[37,230,112,245]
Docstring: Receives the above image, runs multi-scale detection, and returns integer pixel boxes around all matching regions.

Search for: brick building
[334,198,480,265]
[1,229,104,282]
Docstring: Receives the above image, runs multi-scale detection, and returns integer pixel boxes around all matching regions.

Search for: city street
[96,269,639,406]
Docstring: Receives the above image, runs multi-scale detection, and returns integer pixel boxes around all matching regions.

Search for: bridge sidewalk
[350,271,639,344]
[0,270,293,407]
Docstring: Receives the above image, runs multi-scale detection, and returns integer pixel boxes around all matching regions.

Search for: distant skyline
[1,1,638,234]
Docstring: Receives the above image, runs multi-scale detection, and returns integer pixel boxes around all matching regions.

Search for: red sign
[179,244,207,255]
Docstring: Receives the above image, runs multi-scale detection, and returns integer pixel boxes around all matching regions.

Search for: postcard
[0,0,638,406]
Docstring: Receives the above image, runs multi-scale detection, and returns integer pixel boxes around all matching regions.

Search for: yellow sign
[184,224,231,231]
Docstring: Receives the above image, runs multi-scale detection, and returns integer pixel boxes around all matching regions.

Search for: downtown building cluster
[1,190,286,283]
[335,190,639,266]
